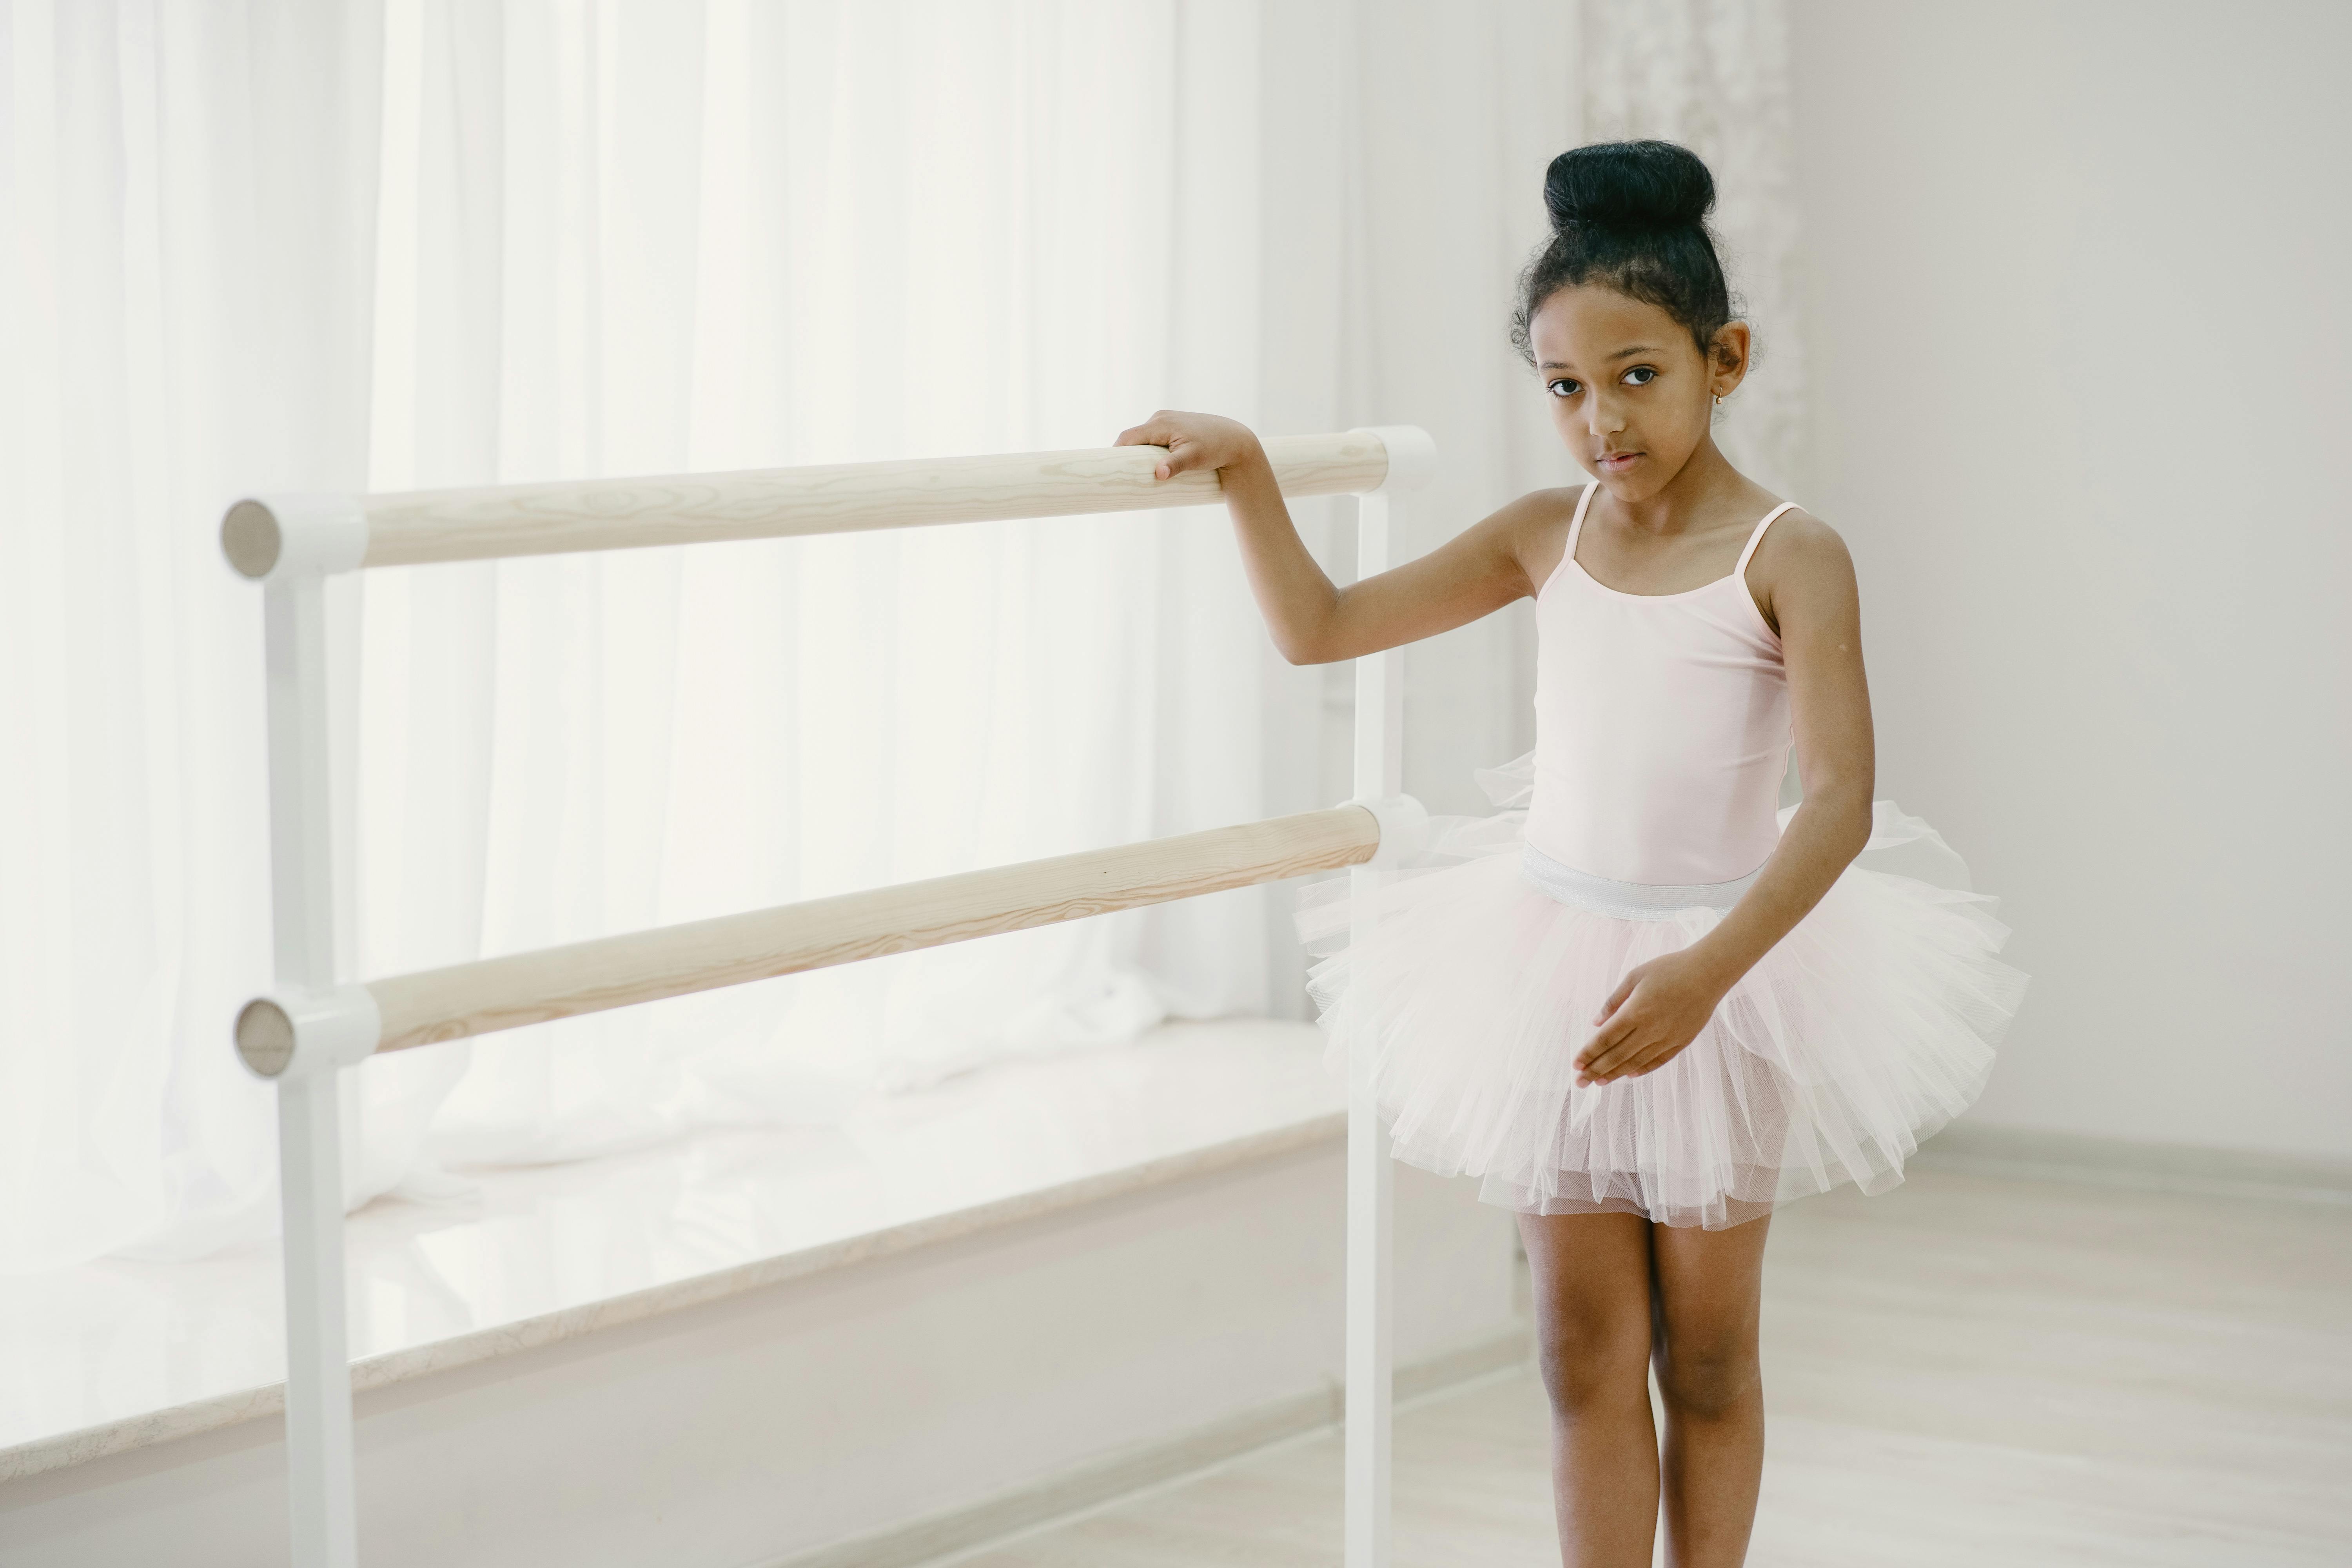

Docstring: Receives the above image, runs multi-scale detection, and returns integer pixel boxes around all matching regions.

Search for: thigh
[1517,1210,1657,1402]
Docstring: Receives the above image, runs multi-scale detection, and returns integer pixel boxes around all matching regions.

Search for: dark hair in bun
[1510,140,1734,364]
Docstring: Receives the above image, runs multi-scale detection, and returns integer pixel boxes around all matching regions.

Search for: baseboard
[766,1321,1534,1568]
[1915,1122,2352,1207]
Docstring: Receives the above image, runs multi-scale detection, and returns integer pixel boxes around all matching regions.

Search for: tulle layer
[1293,752,2031,1230]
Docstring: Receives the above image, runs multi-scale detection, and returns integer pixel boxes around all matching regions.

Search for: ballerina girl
[1115,139,2027,1567]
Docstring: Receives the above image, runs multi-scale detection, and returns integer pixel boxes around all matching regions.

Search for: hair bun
[1543,140,1714,234]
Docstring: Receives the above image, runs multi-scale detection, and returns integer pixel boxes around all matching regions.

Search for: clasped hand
[1574,948,1731,1088]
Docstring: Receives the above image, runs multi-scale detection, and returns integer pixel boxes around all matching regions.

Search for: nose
[1584,387,1626,438]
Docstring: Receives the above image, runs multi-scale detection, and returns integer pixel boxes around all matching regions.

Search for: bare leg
[1517,1210,1662,1568]
[1648,1211,1772,1567]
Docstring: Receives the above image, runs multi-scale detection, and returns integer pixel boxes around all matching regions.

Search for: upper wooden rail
[236,803,1381,1074]
[221,429,1393,577]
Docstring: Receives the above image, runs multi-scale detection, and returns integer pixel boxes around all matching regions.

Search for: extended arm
[1573,511,1877,1085]
[1113,410,1537,664]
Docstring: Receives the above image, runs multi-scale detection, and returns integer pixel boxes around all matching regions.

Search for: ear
[1708,321,1753,398]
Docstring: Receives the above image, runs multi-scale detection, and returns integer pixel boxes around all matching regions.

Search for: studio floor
[929,1163,2352,1568]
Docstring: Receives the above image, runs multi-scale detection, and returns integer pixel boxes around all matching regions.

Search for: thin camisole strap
[1734,501,1802,577]
[1565,481,1600,554]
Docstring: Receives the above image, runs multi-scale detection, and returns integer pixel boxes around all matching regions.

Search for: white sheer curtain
[2,0,1800,1274]
[352,0,1283,1186]
[2,0,1290,1272]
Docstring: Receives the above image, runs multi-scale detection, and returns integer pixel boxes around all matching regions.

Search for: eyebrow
[1537,345,1661,372]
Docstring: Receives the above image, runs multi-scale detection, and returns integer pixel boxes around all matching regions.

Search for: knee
[1532,1318,1651,1417]
[1653,1337,1759,1419]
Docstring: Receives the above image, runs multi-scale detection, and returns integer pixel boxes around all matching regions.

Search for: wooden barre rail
[236,803,1381,1074]
[221,429,1394,577]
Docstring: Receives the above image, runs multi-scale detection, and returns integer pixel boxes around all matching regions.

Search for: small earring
[1712,392,1724,408]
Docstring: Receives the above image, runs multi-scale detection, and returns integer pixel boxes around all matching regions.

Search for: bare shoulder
[1746,505,1859,636]
[1752,506,1855,585]
[1755,505,1846,562]
[1479,484,1588,599]
[1483,483,1588,530]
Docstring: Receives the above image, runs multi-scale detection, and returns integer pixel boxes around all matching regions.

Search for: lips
[1597,451,1642,472]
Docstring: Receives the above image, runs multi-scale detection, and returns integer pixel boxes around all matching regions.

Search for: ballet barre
[224,425,1435,1568]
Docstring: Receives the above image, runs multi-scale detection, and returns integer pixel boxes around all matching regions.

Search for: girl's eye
[1546,379,1581,398]
[1622,366,1657,386]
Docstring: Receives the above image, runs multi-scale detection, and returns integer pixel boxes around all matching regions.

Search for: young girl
[1117,140,2028,1566]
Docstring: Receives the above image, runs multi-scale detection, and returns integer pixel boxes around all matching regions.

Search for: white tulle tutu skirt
[1293,752,2031,1230]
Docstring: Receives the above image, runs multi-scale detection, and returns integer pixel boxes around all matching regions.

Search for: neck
[1599,436,1751,535]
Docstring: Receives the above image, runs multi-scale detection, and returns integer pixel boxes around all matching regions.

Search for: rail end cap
[1348,426,1437,495]
[220,494,368,581]
[233,985,383,1080]
[234,998,297,1078]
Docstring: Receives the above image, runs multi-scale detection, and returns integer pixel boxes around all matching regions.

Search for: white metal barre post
[263,572,359,1568]
[1341,426,1434,1568]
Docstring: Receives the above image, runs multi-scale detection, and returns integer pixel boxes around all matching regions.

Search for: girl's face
[1528,284,1745,503]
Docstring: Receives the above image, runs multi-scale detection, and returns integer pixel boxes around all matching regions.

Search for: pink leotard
[1523,482,1802,887]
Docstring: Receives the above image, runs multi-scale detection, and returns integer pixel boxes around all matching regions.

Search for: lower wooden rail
[236,804,1381,1074]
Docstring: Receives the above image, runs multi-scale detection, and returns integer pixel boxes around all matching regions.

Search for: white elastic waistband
[1518,844,1761,919]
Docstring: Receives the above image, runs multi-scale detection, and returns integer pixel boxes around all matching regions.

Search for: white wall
[1789,0,2352,1160]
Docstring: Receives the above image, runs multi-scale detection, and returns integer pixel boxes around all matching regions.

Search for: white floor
[932,1165,2352,1567]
